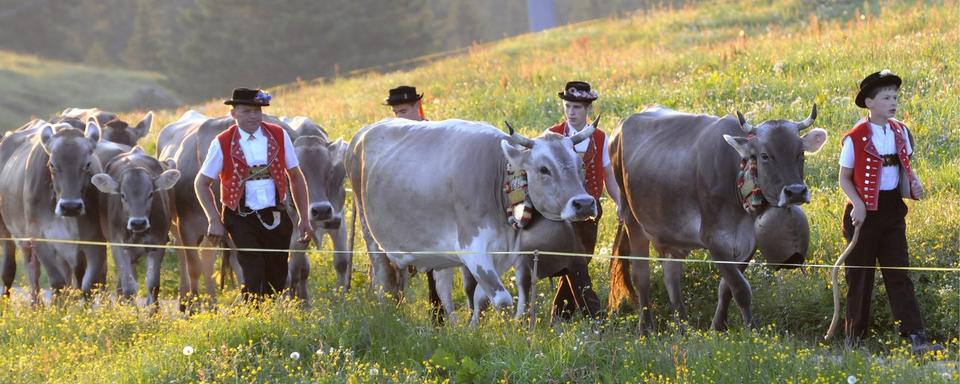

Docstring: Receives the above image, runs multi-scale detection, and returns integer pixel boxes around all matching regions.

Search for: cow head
[501,119,597,221]
[723,104,827,206]
[40,119,103,217]
[91,147,180,232]
[294,136,347,230]
[101,111,153,146]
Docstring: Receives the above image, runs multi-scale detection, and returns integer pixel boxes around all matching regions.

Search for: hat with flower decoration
[224,87,272,107]
[855,69,901,108]
[558,81,598,102]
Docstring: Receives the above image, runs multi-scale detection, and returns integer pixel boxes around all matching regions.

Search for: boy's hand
[911,177,925,200]
[850,203,866,227]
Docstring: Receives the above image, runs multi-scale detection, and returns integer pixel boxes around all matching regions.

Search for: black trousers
[223,205,293,299]
[552,204,602,320]
[842,189,923,339]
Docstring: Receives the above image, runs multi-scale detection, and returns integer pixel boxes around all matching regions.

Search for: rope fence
[3,236,957,273]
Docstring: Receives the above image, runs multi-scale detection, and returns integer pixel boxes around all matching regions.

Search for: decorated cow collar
[503,163,534,229]
[736,134,768,215]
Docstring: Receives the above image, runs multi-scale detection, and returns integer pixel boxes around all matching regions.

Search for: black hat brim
[384,94,423,106]
[855,75,901,108]
[224,99,269,107]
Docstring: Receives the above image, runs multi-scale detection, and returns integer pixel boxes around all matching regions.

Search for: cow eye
[760,153,770,161]
[120,193,126,200]
[85,161,91,169]
[539,166,551,176]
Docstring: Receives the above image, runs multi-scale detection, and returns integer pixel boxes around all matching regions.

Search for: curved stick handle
[824,224,862,340]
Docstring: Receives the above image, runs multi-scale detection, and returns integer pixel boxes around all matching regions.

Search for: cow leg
[0,240,13,297]
[712,262,749,331]
[35,244,67,303]
[566,258,601,320]
[623,225,653,334]
[331,226,351,292]
[463,257,512,318]
[711,261,753,330]
[514,257,532,319]
[198,236,220,305]
[79,245,107,298]
[145,248,163,307]
[661,252,688,329]
[113,246,138,301]
[23,246,40,305]
[470,284,491,326]
[461,266,479,319]
[433,268,457,325]
[286,238,310,305]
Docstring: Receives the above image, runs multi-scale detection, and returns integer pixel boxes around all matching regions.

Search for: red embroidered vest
[548,121,606,199]
[217,122,288,211]
[842,118,917,211]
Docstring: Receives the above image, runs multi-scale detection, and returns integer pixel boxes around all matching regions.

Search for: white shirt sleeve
[838,136,854,169]
[601,134,611,168]
[199,139,224,178]
[283,130,299,169]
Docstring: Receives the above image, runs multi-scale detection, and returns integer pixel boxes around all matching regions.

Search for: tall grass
[2,0,958,382]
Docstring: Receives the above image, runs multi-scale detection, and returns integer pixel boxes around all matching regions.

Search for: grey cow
[91,146,180,306]
[347,118,598,325]
[0,119,108,302]
[59,108,153,146]
[279,116,349,306]
[607,105,826,332]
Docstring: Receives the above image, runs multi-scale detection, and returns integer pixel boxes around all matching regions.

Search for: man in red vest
[546,81,623,320]
[839,70,942,354]
[195,87,313,300]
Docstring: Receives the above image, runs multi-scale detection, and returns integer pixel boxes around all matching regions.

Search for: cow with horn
[608,104,826,332]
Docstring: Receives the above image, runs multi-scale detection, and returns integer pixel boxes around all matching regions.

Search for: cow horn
[504,121,534,148]
[797,103,817,132]
[736,111,754,133]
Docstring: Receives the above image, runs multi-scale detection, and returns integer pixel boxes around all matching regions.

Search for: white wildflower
[370,367,380,376]
[183,346,194,356]
[847,375,858,384]
[290,351,301,360]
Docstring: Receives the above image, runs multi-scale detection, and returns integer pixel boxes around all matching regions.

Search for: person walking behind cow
[838,70,943,354]
[545,81,623,320]
[386,85,426,120]
[196,88,313,300]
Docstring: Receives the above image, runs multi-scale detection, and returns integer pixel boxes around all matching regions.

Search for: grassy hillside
[3,0,959,382]
[0,50,179,128]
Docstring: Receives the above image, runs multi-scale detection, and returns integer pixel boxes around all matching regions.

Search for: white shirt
[200,126,299,210]
[562,122,611,168]
[839,121,913,191]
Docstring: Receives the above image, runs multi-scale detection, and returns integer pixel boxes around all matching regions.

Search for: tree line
[0,0,692,103]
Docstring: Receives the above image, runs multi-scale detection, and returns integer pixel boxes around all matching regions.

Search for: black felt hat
[224,87,271,106]
[558,81,598,102]
[384,86,423,106]
[855,70,901,108]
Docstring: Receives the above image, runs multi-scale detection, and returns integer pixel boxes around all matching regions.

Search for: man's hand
[850,203,866,227]
[911,177,925,200]
[297,219,314,244]
[207,220,226,241]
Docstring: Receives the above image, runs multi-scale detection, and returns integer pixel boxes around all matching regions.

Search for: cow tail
[607,223,639,314]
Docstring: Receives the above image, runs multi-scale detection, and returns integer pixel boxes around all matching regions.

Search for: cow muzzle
[127,217,151,232]
[562,195,597,221]
[778,184,810,206]
[320,215,342,230]
[56,199,85,217]
[309,202,334,221]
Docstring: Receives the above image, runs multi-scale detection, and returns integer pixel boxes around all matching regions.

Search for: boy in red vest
[839,70,942,354]
[196,88,313,300]
[546,81,623,320]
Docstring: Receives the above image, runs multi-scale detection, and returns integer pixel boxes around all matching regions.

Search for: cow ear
[723,134,752,158]
[85,118,101,143]
[131,145,145,156]
[91,173,119,194]
[130,111,153,141]
[801,128,828,153]
[154,169,181,191]
[500,139,526,169]
[40,123,55,150]
[328,138,347,165]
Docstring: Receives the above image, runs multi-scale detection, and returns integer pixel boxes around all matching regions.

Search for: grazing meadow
[1,0,957,382]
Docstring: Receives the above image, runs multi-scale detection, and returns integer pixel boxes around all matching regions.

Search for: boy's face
[563,100,592,128]
[391,101,422,120]
[230,104,263,132]
[864,87,898,121]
